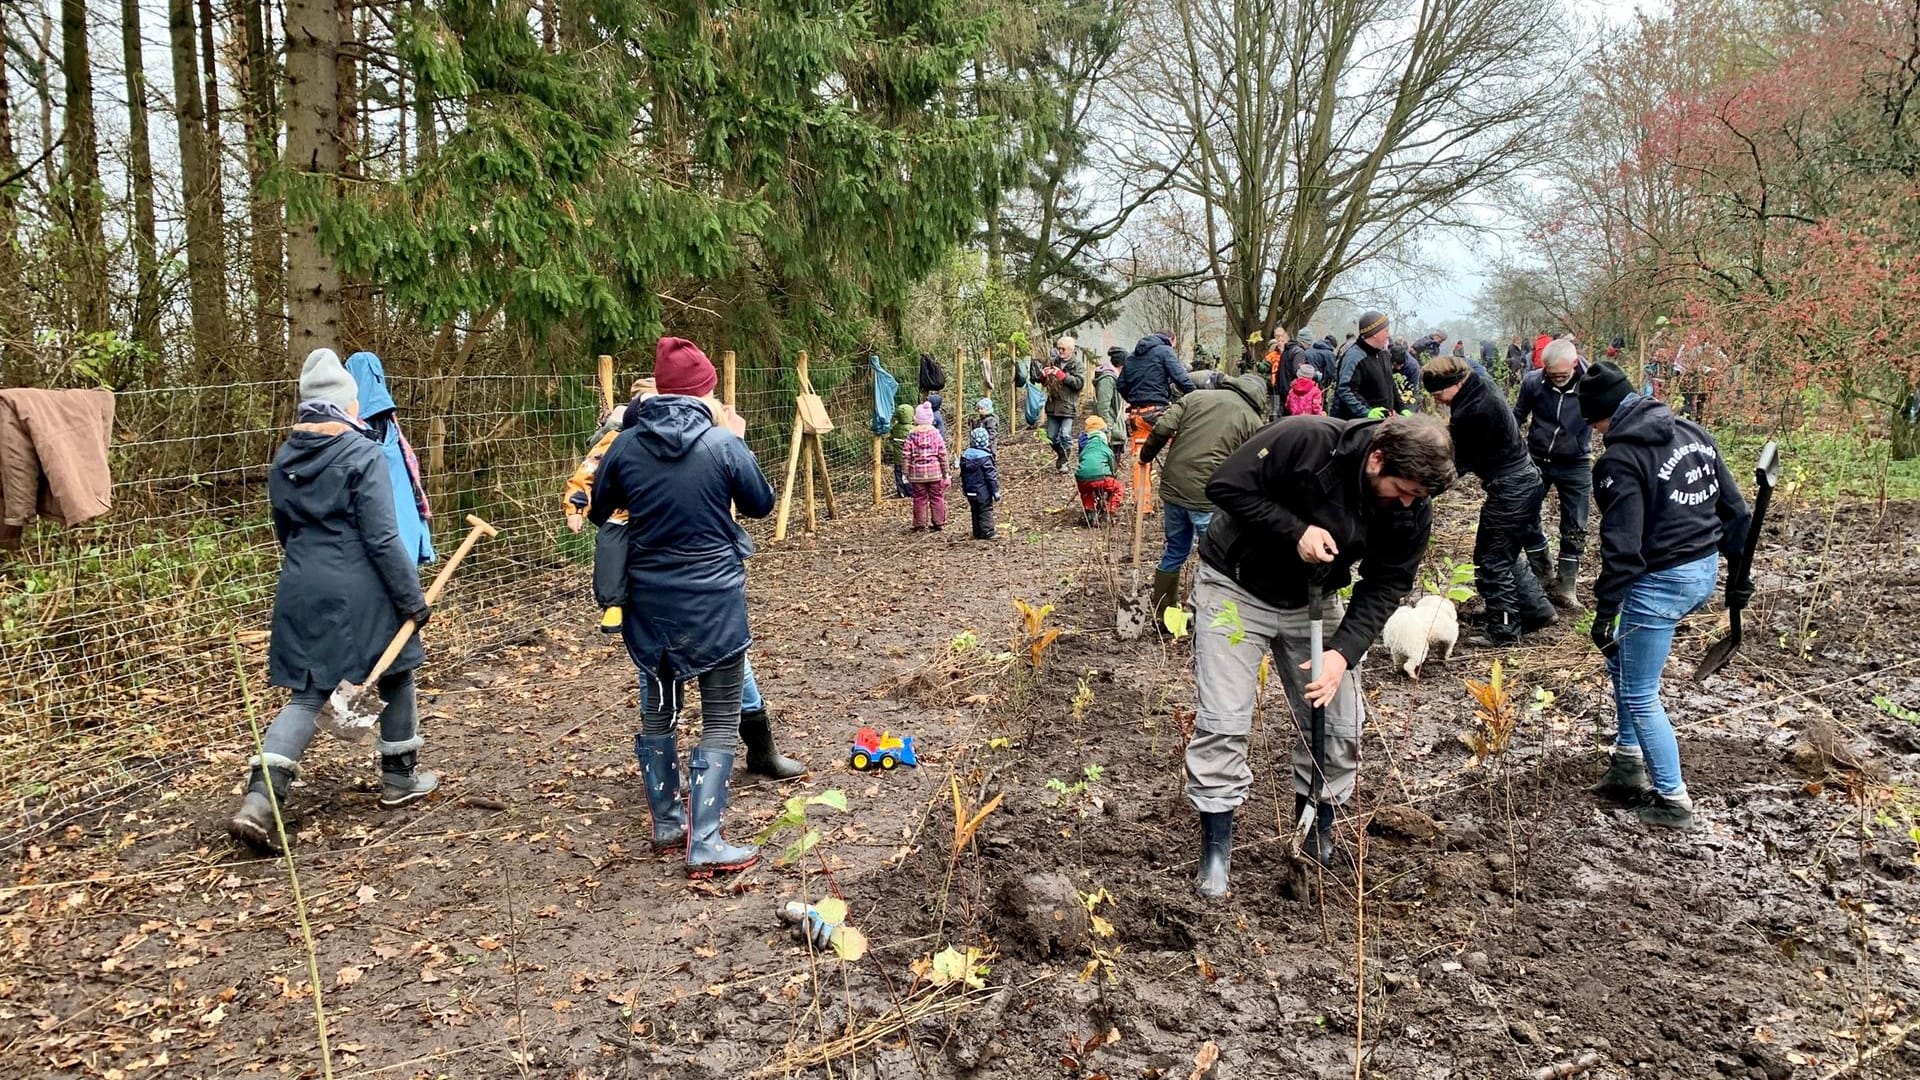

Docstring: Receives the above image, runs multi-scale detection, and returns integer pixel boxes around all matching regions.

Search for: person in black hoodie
[1513,338,1593,607]
[1421,356,1558,645]
[1579,362,1749,830]
[1185,414,1455,897]
[1332,311,1404,419]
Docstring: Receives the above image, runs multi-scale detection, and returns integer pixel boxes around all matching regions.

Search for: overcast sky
[1414,0,1659,323]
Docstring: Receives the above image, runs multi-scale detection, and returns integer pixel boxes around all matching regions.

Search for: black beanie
[1579,361,1634,422]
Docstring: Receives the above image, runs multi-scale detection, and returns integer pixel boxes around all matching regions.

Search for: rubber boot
[378,741,440,809]
[1525,544,1552,585]
[1635,793,1697,830]
[228,756,299,854]
[1551,556,1582,610]
[1295,794,1336,869]
[686,749,759,877]
[1591,751,1653,805]
[635,734,688,850]
[1195,811,1233,899]
[1151,569,1183,632]
[1469,610,1520,647]
[739,709,808,780]
[1520,600,1559,633]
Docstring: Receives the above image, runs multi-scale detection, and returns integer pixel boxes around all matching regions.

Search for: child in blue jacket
[958,426,1001,540]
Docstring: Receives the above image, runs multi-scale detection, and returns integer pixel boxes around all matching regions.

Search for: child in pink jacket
[1285,364,1326,416]
[903,403,949,531]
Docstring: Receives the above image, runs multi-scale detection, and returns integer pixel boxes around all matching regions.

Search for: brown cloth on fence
[0,388,115,550]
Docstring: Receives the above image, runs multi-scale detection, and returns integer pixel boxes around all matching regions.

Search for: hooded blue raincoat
[343,351,435,564]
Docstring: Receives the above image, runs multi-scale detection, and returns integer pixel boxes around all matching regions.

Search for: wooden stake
[774,414,804,542]
[812,434,837,519]
[722,349,736,409]
[872,435,884,507]
[802,436,817,533]
[954,345,966,462]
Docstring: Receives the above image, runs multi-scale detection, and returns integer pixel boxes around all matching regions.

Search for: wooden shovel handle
[361,514,499,689]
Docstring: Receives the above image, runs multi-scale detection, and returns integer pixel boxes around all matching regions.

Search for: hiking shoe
[1635,794,1697,830]
[1591,753,1653,805]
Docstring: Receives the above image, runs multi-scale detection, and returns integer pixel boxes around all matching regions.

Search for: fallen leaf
[1190,1040,1220,1080]
[420,967,443,984]
[829,925,869,962]
[474,936,502,952]
[355,885,378,904]
[334,966,364,988]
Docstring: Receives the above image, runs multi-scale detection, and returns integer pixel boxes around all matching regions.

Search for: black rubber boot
[739,709,808,780]
[1469,610,1520,647]
[686,749,759,877]
[1520,601,1559,633]
[1551,556,1582,609]
[1592,752,1653,804]
[1525,545,1552,585]
[378,750,440,809]
[1195,811,1233,899]
[635,734,688,850]
[1151,569,1183,632]
[228,758,299,854]
[1295,794,1336,869]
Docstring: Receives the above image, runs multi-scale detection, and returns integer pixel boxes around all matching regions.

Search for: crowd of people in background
[234,315,1750,903]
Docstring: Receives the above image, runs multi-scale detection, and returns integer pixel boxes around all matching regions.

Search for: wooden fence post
[872,355,884,507]
[953,345,966,461]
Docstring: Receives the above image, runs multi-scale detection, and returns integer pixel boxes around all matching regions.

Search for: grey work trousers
[1185,564,1366,814]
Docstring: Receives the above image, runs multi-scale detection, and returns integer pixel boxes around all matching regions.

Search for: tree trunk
[196,0,228,261]
[0,29,27,387]
[170,0,231,376]
[241,0,284,363]
[121,0,161,359]
[59,0,107,334]
[285,0,341,367]
[334,0,371,354]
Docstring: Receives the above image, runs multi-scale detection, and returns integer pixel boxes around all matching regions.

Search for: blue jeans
[1159,505,1213,572]
[1605,553,1720,796]
[1045,415,1074,463]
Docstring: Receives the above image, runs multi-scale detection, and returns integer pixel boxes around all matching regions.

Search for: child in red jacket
[1285,365,1326,416]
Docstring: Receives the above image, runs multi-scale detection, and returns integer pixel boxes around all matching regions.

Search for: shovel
[1290,579,1329,864]
[1694,441,1780,681]
[318,514,499,738]
[1114,463,1152,639]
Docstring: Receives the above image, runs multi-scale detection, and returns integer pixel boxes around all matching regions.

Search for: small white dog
[1382,595,1459,680]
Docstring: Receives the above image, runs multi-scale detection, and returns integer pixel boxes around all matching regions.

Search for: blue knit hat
[970,426,991,449]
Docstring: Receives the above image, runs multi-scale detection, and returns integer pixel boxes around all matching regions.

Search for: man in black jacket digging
[1186,414,1455,898]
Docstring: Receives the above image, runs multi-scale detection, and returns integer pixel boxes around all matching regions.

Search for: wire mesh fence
[0,343,1031,846]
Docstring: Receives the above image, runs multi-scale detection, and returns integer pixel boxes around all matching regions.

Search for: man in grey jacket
[1040,335,1087,472]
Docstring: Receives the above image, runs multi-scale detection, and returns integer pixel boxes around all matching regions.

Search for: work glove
[1590,608,1618,657]
[566,490,589,510]
[406,604,432,630]
[1398,409,1414,417]
[1727,580,1754,611]
[1365,406,1388,420]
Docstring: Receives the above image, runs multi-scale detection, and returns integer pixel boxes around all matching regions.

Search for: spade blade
[1692,631,1739,682]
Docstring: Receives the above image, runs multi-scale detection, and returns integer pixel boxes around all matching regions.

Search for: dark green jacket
[1139,374,1267,512]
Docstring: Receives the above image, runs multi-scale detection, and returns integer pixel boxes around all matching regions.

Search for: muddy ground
[4,433,1919,1079]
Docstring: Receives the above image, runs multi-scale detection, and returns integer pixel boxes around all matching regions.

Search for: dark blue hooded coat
[1116,334,1195,409]
[268,423,427,691]
[589,396,777,678]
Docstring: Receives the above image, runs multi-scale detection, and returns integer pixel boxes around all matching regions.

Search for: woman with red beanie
[588,337,776,876]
